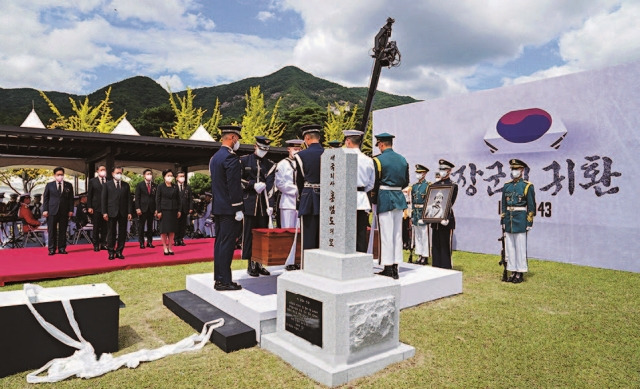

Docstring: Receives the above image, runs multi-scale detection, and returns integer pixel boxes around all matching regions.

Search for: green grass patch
[1,252,639,388]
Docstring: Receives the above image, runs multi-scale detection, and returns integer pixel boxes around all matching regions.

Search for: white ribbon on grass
[23,284,224,384]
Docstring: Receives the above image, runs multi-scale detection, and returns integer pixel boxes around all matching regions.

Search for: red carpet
[0,238,242,286]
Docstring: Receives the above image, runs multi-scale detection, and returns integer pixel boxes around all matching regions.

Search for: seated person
[18,194,41,232]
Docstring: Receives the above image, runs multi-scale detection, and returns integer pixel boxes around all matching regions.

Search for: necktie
[58,182,62,193]
[116,181,120,190]
[101,178,105,185]
[180,185,183,193]
[147,183,151,194]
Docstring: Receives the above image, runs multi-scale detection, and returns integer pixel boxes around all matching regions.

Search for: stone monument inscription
[285,291,323,347]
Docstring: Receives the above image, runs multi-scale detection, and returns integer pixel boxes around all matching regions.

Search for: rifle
[498,227,507,281]
[408,221,415,263]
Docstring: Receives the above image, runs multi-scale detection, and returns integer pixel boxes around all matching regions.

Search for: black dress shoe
[93,246,100,252]
[58,249,68,254]
[285,264,300,271]
[258,266,271,276]
[247,270,260,277]
[376,265,395,278]
[164,250,170,256]
[101,245,108,251]
[512,273,524,283]
[168,250,175,255]
[147,242,155,248]
[116,252,125,259]
[48,250,55,256]
[507,272,517,282]
[214,282,242,291]
[108,253,115,260]
[139,243,145,249]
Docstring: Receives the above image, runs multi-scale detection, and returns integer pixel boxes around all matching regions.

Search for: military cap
[204,192,212,197]
[218,125,242,138]
[19,193,31,202]
[9,193,18,199]
[78,192,88,197]
[374,132,395,141]
[53,166,65,174]
[327,140,342,148]
[438,159,455,170]
[33,193,42,198]
[255,136,272,150]
[343,129,364,137]
[299,124,322,137]
[415,164,429,173]
[509,158,528,169]
[284,139,304,146]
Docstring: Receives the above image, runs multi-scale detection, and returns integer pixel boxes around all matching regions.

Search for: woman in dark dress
[156,169,182,255]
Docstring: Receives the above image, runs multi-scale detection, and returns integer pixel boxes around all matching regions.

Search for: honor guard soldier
[87,165,109,251]
[371,133,409,279]
[343,129,375,253]
[327,140,342,148]
[275,139,304,230]
[295,124,325,253]
[135,169,157,249]
[411,164,430,265]
[501,159,536,283]
[241,136,276,277]
[42,167,75,255]
[430,159,458,269]
[209,125,244,291]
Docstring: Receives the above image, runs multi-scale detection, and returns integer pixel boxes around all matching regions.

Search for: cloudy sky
[0,0,639,100]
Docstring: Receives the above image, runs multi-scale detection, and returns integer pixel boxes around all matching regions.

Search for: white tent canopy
[20,109,46,129]
[189,125,215,142]
[111,117,140,136]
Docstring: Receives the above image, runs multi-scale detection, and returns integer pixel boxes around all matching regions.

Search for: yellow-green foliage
[362,115,373,156]
[323,102,358,147]
[39,87,124,133]
[202,97,222,139]
[161,88,204,139]
[0,167,50,194]
[240,85,284,146]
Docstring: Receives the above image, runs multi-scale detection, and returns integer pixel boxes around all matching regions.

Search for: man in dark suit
[135,168,157,249]
[175,171,193,246]
[210,125,244,291]
[42,167,74,255]
[102,166,132,260]
[87,165,109,251]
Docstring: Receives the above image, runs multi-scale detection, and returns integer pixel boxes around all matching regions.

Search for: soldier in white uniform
[275,139,304,229]
[342,129,376,253]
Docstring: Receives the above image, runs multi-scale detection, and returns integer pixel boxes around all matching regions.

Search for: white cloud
[257,11,275,22]
[155,74,185,92]
[108,0,215,30]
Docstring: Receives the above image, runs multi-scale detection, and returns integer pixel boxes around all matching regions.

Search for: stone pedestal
[261,149,414,387]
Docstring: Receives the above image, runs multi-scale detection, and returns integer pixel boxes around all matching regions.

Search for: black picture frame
[421,184,454,223]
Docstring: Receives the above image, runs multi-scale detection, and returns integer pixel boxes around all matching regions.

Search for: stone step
[162,290,256,353]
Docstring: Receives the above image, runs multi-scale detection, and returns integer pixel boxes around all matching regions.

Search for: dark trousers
[356,210,369,253]
[302,214,320,250]
[91,211,107,247]
[176,212,188,242]
[47,213,69,251]
[431,225,453,269]
[242,214,269,269]
[107,215,128,254]
[138,211,154,243]
[214,215,241,284]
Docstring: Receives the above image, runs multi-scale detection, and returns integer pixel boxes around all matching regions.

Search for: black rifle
[498,227,507,281]
[408,220,415,263]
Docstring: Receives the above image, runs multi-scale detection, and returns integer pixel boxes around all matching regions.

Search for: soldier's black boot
[392,264,399,280]
[424,256,429,265]
[513,272,524,283]
[376,265,394,278]
[507,271,517,282]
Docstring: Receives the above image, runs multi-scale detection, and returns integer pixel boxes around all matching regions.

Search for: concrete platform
[184,262,462,343]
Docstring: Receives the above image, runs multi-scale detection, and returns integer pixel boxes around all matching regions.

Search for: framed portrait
[421,184,454,223]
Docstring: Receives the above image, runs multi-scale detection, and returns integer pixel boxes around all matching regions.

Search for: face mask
[233,140,240,151]
[145,174,152,181]
[55,175,64,182]
[256,148,268,158]
[511,169,522,179]
[439,170,449,178]
[114,173,122,181]
[177,177,185,183]
[98,171,107,178]
[415,173,425,181]
[165,176,173,183]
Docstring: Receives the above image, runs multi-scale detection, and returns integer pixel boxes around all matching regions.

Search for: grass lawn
[1,251,639,388]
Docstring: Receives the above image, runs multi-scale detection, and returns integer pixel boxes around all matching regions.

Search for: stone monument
[261,148,414,387]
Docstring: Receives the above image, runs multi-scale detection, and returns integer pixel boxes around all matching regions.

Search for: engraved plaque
[285,291,323,347]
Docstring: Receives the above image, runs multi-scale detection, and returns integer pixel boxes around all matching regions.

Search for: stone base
[261,331,414,387]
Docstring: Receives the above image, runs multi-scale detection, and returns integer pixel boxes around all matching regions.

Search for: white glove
[417,220,425,225]
[440,219,449,226]
[526,226,532,231]
[235,211,244,221]
[254,182,266,194]
[266,207,273,216]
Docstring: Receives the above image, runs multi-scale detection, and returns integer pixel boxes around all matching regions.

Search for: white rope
[23,284,224,384]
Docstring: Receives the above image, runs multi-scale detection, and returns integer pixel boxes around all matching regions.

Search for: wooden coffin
[251,228,301,266]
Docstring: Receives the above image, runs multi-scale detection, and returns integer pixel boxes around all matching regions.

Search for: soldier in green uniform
[371,133,410,279]
[500,159,536,283]
[411,164,430,265]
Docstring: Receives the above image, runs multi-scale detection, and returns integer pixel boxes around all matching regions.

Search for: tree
[0,168,50,194]
[130,104,176,137]
[240,85,285,146]
[323,102,359,147]
[188,172,211,196]
[202,98,223,139]
[362,116,374,156]
[39,87,124,132]
[161,87,204,139]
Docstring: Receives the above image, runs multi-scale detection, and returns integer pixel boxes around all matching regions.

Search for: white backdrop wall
[373,61,640,272]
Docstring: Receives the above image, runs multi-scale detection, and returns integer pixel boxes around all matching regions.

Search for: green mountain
[0,66,417,136]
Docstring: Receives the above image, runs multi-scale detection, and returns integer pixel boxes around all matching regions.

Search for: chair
[18,221,46,248]
[72,223,94,245]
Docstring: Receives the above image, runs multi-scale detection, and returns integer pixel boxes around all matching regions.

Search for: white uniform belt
[379,185,402,191]
[507,206,527,211]
[413,204,424,208]
[304,183,320,188]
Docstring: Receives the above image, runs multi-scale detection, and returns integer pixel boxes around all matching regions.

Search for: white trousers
[280,209,298,229]
[505,232,528,272]
[413,223,429,257]
[379,209,403,266]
